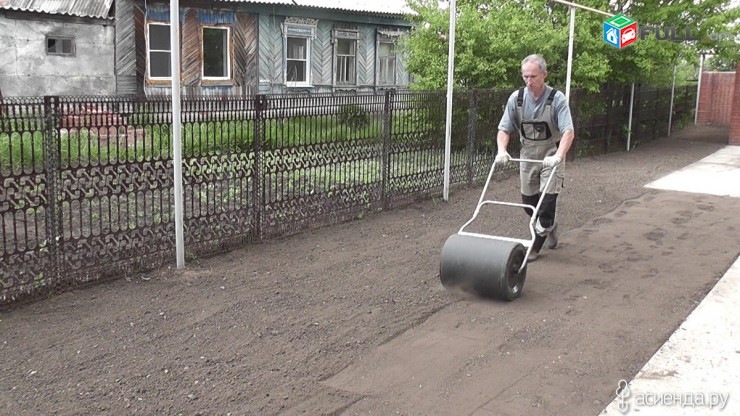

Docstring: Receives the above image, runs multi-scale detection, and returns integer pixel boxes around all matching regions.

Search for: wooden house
[118,0,413,96]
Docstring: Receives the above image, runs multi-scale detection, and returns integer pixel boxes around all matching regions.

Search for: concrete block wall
[0,17,115,97]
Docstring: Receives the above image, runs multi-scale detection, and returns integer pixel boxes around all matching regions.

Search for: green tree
[401,0,738,90]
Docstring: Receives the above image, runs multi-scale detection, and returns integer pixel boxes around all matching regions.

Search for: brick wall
[696,71,735,126]
[730,63,740,146]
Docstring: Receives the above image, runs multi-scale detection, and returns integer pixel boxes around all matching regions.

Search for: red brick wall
[696,71,735,126]
[730,63,740,146]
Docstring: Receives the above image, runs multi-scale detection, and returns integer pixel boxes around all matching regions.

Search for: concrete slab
[645,146,740,197]
[600,257,740,415]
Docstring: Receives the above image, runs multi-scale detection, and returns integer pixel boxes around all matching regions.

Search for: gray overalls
[516,87,563,196]
[516,87,563,247]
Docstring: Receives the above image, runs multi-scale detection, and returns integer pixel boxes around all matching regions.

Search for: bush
[337,104,370,130]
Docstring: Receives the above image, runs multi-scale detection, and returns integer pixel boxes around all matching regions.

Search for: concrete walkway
[601,145,740,415]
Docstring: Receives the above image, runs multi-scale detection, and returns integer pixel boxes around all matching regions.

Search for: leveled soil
[1,126,737,416]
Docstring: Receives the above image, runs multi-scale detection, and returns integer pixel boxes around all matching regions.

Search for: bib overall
[516,87,564,250]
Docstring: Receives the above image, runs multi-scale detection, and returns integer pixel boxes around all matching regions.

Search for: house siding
[115,0,138,95]
[0,13,115,96]
[257,14,410,94]
[258,14,284,94]
[143,4,258,96]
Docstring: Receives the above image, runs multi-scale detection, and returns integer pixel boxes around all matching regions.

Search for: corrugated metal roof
[0,0,115,19]
[221,0,412,16]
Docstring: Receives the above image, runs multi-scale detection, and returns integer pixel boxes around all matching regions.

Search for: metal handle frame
[458,157,558,272]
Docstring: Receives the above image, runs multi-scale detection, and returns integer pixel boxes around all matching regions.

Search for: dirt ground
[1,126,738,416]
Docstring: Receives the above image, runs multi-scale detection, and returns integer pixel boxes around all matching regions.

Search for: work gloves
[542,154,562,168]
[494,151,510,165]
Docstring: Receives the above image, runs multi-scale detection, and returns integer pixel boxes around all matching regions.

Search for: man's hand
[495,151,510,165]
[542,154,562,168]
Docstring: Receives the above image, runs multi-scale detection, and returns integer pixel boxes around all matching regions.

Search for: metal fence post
[653,88,659,140]
[466,89,478,185]
[381,90,393,210]
[42,96,62,291]
[253,94,266,241]
[604,85,613,153]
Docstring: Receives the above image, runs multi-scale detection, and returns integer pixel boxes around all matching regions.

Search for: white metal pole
[443,0,457,201]
[694,53,704,125]
[550,0,613,17]
[170,0,185,268]
[565,6,575,102]
[668,64,676,136]
[626,82,635,151]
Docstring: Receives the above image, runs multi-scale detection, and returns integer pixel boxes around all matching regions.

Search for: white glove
[542,154,562,168]
[494,151,510,165]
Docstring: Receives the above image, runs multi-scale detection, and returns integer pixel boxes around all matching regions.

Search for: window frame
[376,41,397,86]
[201,25,232,81]
[333,29,359,86]
[146,21,172,81]
[283,18,318,88]
[376,30,403,87]
[46,36,75,57]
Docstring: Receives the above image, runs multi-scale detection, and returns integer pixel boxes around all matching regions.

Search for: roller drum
[439,234,527,301]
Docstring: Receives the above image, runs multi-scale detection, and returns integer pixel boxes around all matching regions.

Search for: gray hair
[521,54,547,72]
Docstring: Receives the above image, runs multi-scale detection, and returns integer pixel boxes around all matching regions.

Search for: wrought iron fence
[0,85,696,305]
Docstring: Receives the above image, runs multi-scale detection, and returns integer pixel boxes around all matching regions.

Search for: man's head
[521,54,548,98]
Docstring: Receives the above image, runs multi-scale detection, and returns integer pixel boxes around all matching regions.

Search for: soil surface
[2,126,739,416]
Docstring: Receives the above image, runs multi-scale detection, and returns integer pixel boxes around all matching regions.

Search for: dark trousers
[522,193,558,252]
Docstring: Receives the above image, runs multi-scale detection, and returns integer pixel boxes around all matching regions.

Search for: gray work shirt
[497,85,574,139]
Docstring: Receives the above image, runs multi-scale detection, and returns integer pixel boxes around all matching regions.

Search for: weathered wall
[143,5,258,96]
[258,14,410,95]
[0,14,115,97]
[730,63,740,146]
[696,71,735,126]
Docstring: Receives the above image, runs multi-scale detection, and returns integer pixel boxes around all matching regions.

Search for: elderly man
[495,54,575,261]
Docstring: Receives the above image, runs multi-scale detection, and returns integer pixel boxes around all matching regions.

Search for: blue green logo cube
[603,14,638,48]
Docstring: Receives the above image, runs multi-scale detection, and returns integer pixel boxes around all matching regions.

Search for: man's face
[521,62,547,95]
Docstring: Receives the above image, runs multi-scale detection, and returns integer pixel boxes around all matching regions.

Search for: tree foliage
[401,0,739,90]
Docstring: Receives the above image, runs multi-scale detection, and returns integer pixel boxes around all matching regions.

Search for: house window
[334,29,359,86]
[282,17,317,87]
[46,36,75,56]
[202,26,231,80]
[377,42,397,85]
[286,37,308,83]
[147,22,171,79]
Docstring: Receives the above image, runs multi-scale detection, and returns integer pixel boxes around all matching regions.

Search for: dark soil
[1,126,737,416]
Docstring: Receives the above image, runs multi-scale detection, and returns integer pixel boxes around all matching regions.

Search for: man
[495,54,574,261]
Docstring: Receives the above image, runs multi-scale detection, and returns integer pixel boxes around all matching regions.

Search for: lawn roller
[439,157,557,301]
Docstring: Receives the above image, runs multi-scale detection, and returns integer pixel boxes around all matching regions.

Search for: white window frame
[376,41,397,86]
[376,30,404,87]
[146,22,172,81]
[282,17,318,88]
[333,29,359,86]
[201,25,232,81]
[46,36,75,57]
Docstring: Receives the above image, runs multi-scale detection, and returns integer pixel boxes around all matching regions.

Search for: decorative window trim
[201,25,232,81]
[282,17,318,88]
[333,28,359,86]
[376,30,402,86]
[46,35,75,57]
